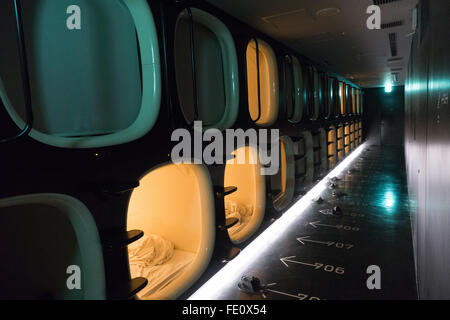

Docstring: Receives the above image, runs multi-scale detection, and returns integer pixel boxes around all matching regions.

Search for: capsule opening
[294,131,314,193]
[305,66,320,120]
[344,123,351,155]
[337,124,345,161]
[350,122,355,151]
[270,136,295,211]
[339,82,346,116]
[312,128,327,178]
[225,145,266,244]
[281,55,303,123]
[174,8,239,130]
[0,194,105,300]
[0,0,161,148]
[127,163,215,300]
[357,120,363,144]
[327,126,337,169]
[246,38,279,127]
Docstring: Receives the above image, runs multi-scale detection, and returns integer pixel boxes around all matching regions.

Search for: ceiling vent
[388,32,398,57]
[373,0,401,5]
[388,57,403,62]
[381,20,404,29]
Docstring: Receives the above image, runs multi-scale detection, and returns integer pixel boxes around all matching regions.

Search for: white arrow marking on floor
[265,288,304,300]
[280,256,322,269]
[297,236,331,246]
[308,221,342,229]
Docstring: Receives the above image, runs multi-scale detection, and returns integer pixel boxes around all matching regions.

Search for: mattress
[130,249,195,299]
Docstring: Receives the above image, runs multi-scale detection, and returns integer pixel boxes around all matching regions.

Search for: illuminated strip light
[189,143,366,300]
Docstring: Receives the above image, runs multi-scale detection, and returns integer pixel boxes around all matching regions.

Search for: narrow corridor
[194,145,417,300]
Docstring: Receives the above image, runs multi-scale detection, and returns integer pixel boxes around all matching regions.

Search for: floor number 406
[314,263,345,275]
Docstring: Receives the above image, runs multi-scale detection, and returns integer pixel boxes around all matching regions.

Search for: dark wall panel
[405,0,450,299]
[363,86,405,146]
[381,87,405,146]
[362,88,381,145]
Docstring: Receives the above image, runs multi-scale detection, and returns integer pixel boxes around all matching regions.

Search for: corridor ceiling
[207,0,418,88]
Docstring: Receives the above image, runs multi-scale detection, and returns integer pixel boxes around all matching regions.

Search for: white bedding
[225,200,253,237]
[129,235,195,299]
[128,234,174,267]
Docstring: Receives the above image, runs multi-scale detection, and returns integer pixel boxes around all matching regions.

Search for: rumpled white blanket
[225,200,253,237]
[128,234,174,267]
[129,234,195,298]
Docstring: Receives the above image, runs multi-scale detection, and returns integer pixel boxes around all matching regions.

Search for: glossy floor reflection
[216,145,417,300]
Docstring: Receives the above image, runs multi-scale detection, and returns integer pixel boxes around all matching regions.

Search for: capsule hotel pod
[246,38,279,127]
[293,131,314,194]
[327,126,337,169]
[280,55,303,123]
[305,66,320,120]
[344,122,351,155]
[351,87,357,115]
[312,128,328,179]
[336,124,345,162]
[345,84,353,116]
[349,121,355,151]
[269,136,295,213]
[339,81,346,117]
[224,145,266,244]
[126,163,215,300]
[321,74,333,120]
[357,120,363,144]
[0,0,161,148]
[174,8,239,130]
[0,194,105,299]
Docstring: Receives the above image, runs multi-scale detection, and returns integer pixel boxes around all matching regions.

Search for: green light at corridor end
[385,81,392,93]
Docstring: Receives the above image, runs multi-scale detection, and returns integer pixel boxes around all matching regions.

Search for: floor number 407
[327,242,354,250]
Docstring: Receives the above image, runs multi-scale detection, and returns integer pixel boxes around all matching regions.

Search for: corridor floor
[193,145,418,300]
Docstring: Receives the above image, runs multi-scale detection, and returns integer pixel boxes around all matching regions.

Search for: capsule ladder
[98,180,147,300]
[103,230,144,250]
[214,186,238,198]
[109,277,148,300]
[102,228,148,300]
[215,185,239,231]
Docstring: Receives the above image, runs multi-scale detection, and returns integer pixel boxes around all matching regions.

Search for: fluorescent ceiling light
[189,143,366,300]
[385,80,392,93]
